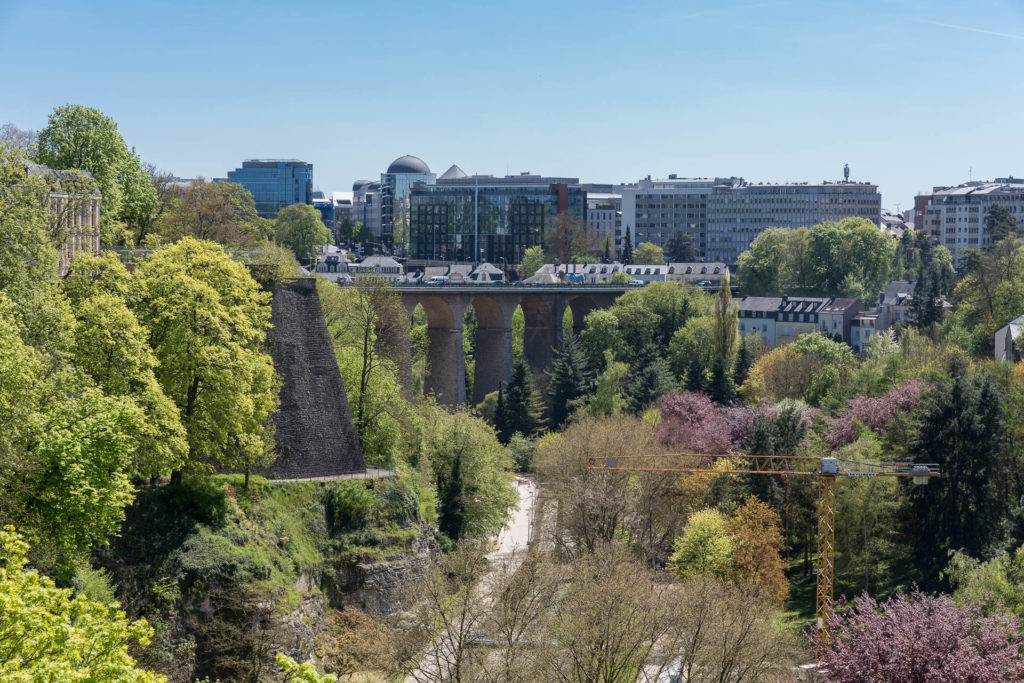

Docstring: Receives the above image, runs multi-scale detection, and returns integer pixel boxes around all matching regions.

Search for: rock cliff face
[266,278,365,478]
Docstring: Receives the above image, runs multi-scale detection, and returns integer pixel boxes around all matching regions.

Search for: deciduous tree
[634,241,664,264]
[819,588,1024,681]
[0,527,165,682]
[275,203,331,267]
[132,238,279,482]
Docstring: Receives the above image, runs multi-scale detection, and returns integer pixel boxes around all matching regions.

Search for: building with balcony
[917,179,1024,266]
[409,172,586,266]
[217,159,312,218]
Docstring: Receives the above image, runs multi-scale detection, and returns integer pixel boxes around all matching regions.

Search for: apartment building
[917,179,1024,266]
[736,295,862,348]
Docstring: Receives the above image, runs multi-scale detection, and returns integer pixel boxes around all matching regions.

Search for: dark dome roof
[352,179,373,191]
[387,155,430,175]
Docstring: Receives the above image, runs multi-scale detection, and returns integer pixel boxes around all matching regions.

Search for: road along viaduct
[396,284,630,407]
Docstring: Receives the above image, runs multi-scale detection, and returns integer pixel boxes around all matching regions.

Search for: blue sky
[2,0,1023,210]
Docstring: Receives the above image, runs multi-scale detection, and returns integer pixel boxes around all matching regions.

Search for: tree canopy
[275,203,331,267]
[736,218,897,299]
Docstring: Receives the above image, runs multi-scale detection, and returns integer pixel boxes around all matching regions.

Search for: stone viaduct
[397,285,629,406]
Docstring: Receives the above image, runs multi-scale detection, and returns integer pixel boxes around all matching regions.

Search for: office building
[351,180,382,242]
[217,159,313,218]
[621,175,881,264]
[380,155,436,253]
[586,191,622,255]
[312,191,334,234]
[917,178,1024,266]
[409,172,586,265]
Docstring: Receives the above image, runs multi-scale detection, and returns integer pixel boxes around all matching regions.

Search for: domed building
[387,155,431,175]
[380,155,436,254]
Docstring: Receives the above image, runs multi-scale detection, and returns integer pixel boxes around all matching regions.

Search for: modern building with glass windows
[217,159,313,218]
[409,173,586,265]
[380,155,436,253]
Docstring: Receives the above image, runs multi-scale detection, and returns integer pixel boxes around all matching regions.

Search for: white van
[426,275,449,285]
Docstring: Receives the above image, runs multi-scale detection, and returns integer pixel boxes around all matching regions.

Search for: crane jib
[842,472,877,477]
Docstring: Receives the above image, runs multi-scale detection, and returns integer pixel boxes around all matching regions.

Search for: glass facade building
[217,159,313,218]
[409,174,586,264]
[381,155,436,253]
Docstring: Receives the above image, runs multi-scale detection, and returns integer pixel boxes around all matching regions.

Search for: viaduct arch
[399,286,625,406]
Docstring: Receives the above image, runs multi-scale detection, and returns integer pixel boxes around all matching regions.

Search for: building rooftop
[438,164,468,180]
[386,155,431,175]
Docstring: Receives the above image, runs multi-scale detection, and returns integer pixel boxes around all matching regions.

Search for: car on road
[629,279,645,287]
[426,275,449,285]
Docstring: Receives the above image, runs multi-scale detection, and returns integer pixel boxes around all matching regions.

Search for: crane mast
[588,453,939,652]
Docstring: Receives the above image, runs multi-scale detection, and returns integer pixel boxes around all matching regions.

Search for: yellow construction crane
[588,453,939,649]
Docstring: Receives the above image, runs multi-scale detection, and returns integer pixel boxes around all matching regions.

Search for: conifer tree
[733,336,752,387]
[622,226,633,264]
[500,359,544,442]
[547,332,593,429]
[603,233,612,262]
[684,355,709,393]
[708,356,736,405]
[439,455,467,541]
[627,344,676,413]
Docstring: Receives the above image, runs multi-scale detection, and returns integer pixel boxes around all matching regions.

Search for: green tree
[500,359,545,441]
[0,527,165,682]
[628,345,676,413]
[668,315,716,377]
[275,203,331,268]
[669,509,734,579]
[132,238,279,483]
[986,204,1021,245]
[0,143,61,305]
[622,226,633,264]
[578,308,626,373]
[684,355,709,393]
[634,241,665,264]
[318,277,409,467]
[65,291,187,478]
[665,230,697,262]
[438,455,468,541]
[423,410,516,537]
[711,272,737,363]
[733,336,752,387]
[576,351,629,419]
[0,299,144,572]
[708,357,736,404]
[153,179,271,246]
[546,332,592,429]
[518,244,545,279]
[609,270,631,284]
[736,228,790,295]
[911,375,1006,588]
[36,104,155,244]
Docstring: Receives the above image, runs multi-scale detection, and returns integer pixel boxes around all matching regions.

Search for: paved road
[405,475,536,682]
[490,475,536,560]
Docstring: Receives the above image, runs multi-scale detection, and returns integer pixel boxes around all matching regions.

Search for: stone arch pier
[400,286,623,406]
